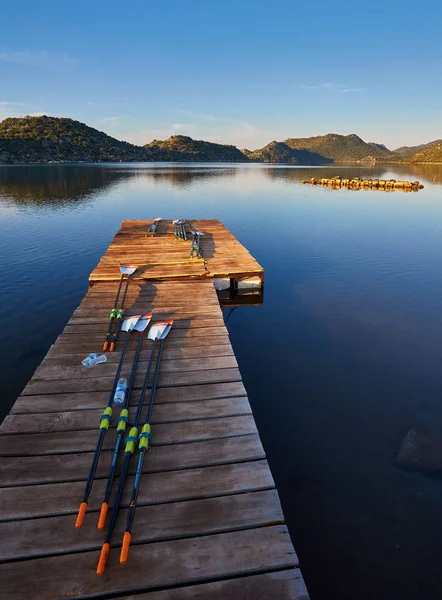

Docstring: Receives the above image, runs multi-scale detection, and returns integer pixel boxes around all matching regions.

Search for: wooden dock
[0,220,308,599]
[89,219,264,285]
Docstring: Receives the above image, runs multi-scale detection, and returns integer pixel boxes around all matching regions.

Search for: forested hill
[283,133,393,162]
[247,141,332,165]
[0,116,156,163]
[145,135,248,162]
[0,116,441,164]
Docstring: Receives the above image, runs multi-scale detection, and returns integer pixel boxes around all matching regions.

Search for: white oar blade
[147,320,173,341]
[134,313,152,331]
[119,264,138,275]
[121,315,141,332]
[153,217,162,222]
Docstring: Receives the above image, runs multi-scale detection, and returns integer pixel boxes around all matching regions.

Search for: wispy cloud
[100,116,122,127]
[178,109,218,122]
[172,123,195,131]
[298,82,366,93]
[0,50,77,72]
[0,101,29,107]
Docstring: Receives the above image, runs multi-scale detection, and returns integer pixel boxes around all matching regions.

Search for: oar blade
[121,315,141,332]
[147,320,173,341]
[119,264,138,275]
[134,313,152,332]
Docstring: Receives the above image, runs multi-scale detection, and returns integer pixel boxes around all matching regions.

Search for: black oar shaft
[75,328,132,528]
[109,275,132,351]
[120,340,165,564]
[103,273,125,351]
[96,336,160,574]
[97,331,145,530]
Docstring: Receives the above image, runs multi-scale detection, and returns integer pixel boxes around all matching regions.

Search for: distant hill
[0,116,157,163]
[283,133,393,162]
[248,140,331,165]
[145,135,248,162]
[393,140,442,161]
[411,142,442,163]
[1,115,441,165]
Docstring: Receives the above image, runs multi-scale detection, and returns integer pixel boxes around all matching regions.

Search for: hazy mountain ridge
[282,133,393,162]
[0,116,157,163]
[146,135,248,162]
[0,116,440,164]
[247,141,332,165]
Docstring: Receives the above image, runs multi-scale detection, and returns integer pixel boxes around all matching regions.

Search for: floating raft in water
[302,176,424,191]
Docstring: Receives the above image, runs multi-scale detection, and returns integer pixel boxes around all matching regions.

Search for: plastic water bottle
[81,353,108,367]
[92,354,107,365]
[114,378,127,405]
[82,352,98,367]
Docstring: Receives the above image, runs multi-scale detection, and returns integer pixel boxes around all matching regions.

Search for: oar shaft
[97,331,144,529]
[109,275,132,351]
[119,340,164,563]
[134,339,158,426]
[75,329,131,528]
[120,448,146,563]
[103,273,125,351]
[96,448,132,575]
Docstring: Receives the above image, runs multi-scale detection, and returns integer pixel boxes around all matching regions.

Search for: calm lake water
[1,162,442,599]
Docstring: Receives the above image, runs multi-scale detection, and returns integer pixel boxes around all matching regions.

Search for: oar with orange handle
[103,265,138,352]
[108,265,138,352]
[96,320,173,576]
[97,313,152,530]
[75,314,141,529]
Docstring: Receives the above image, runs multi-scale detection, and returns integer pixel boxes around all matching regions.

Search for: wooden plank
[1,397,251,434]
[10,382,247,414]
[32,355,238,382]
[0,415,258,455]
[0,526,295,600]
[41,344,234,366]
[119,570,310,600]
[0,490,282,561]
[21,367,243,395]
[45,334,232,355]
[0,434,264,486]
[0,461,274,520]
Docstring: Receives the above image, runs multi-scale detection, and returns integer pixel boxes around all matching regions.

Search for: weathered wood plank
[0,490,282,561]
[0,461,274,520]
[0,415,257,455]
[1,397,251,435]
[21,367,243,395]
[119,570,310,600]
[0,434,264,486]
[42,344,234,366]
[32,355,238,382]
[0,527,294,600]
[10,382,247,414]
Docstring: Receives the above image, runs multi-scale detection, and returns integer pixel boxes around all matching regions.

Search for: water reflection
[0,165,132,207]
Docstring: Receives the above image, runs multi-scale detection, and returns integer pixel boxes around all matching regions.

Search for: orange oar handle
[103,341,109,351]
[97,502,109,530]
[109,341,115,352]
[120,532,131,564]
[96,542,110,576]
[75,502,87,528]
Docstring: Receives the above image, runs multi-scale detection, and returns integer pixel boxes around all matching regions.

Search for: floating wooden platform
[0,221,307,599]
[89,219,264,284]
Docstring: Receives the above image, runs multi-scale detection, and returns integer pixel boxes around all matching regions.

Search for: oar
[102,269,125,352]
[109,265,138,352]
[146,217,161,237]
[120,321,173,566]
[75,314,141,529]
[97,313,152,530]
[96,320,173,576]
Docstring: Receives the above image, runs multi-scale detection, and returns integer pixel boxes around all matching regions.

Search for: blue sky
[1,0,441,149]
